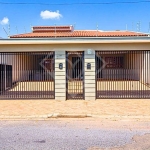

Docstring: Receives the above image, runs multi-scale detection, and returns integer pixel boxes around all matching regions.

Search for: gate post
[84,50,96,100]
[55,51,66,100]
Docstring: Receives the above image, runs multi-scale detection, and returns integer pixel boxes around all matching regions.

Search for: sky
[0,0,150,38]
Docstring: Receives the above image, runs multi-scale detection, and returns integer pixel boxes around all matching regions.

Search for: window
[105,56,124,68]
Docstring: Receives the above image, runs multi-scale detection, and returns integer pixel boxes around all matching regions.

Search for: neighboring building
[0,25,150,100]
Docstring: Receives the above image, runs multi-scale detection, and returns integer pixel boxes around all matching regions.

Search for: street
[0,119,150,150]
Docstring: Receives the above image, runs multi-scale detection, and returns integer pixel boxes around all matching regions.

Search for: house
[0,25,150,100]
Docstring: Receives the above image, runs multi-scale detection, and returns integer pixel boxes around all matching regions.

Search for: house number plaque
[87,63,91,69]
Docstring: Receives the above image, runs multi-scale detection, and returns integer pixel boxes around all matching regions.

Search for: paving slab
[0,99,150,120]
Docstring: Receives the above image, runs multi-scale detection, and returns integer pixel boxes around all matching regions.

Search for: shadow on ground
[88,133,150,150]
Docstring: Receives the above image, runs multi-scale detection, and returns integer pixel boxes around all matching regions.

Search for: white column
[84,50,96,100]
[55,51,66,100]
[141,51,150,84]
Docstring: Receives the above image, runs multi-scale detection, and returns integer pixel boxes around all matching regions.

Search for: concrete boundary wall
[84,50,96,100]
[55,51,66,100]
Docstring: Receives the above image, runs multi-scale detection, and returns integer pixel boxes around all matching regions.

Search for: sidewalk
[0,99,150,120]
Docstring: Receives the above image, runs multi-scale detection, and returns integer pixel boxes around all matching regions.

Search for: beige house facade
[0,26,150,100]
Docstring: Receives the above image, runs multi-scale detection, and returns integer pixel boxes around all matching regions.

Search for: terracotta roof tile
[10,26,148,38]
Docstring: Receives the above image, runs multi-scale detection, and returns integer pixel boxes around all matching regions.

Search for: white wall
[141,52,150,84]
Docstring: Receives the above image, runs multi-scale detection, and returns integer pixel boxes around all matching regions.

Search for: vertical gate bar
[47,52,49,99]
[0,53,2,98]
[14,52,16,99]
[130,51,132,98]
[53,51,55,98]
[21,52,23,99]
[42,52,44,98]
[75,53,77,99]
[13,52,17,98]
[77,56,79,99]
[21,52,22,99]
[0,53,1,99]
[28,52,30,98]
[66,52,67,99]
[141,50,143,98]
[147,50,149,98]
[117,51,119,98]
[96,51,97,99]
[17,52,19,99]
[79,54,81,99]
[37,52,39,98]
[124,51,126,98]
[145,50,147,98]
[144,50,146,98]
[98,51,99,98]
[78,55,79,99]
[145,50,146,98]
[22,52,24,99]
[49,52,50,98]
[36,53,38,98]
[76,56,77,99]
[127,50,129,99]
[99,51,100,98]
[21,52,24,98]
[123,51,124,99]
[4,53,5,98]
[147,51,149,98]
[143,51,147,98]
[138,51,140,98]
[76,53,78,99]
[133,50,135,98]
[24,52,26,99]
[82,52,84,99]
[1,53,3,97]
[24,52,26,98]
[128,51,131,98]
[38,52,40,98]
[47,52,48,98]
[50,52,52,98]
[125,51,127,98]
[18,52,20,99]
[142,50,143,98]
[22,52,23,99]
[48,52,49,99]
[33,52,34,98]
[6,53,7,98]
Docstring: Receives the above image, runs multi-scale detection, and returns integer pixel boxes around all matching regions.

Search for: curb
[0,114,150,120]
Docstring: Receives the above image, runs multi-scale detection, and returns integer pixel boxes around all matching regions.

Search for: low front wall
[102,69,139,80]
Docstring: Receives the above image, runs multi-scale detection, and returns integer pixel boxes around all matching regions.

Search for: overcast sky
[0,0,150,38]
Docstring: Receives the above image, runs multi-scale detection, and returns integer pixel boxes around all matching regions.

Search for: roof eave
[0,36,150,45]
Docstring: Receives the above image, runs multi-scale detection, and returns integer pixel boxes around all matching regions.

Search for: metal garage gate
[96,50,150,99]
[66,51,84,100]
[0,52,55,99]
